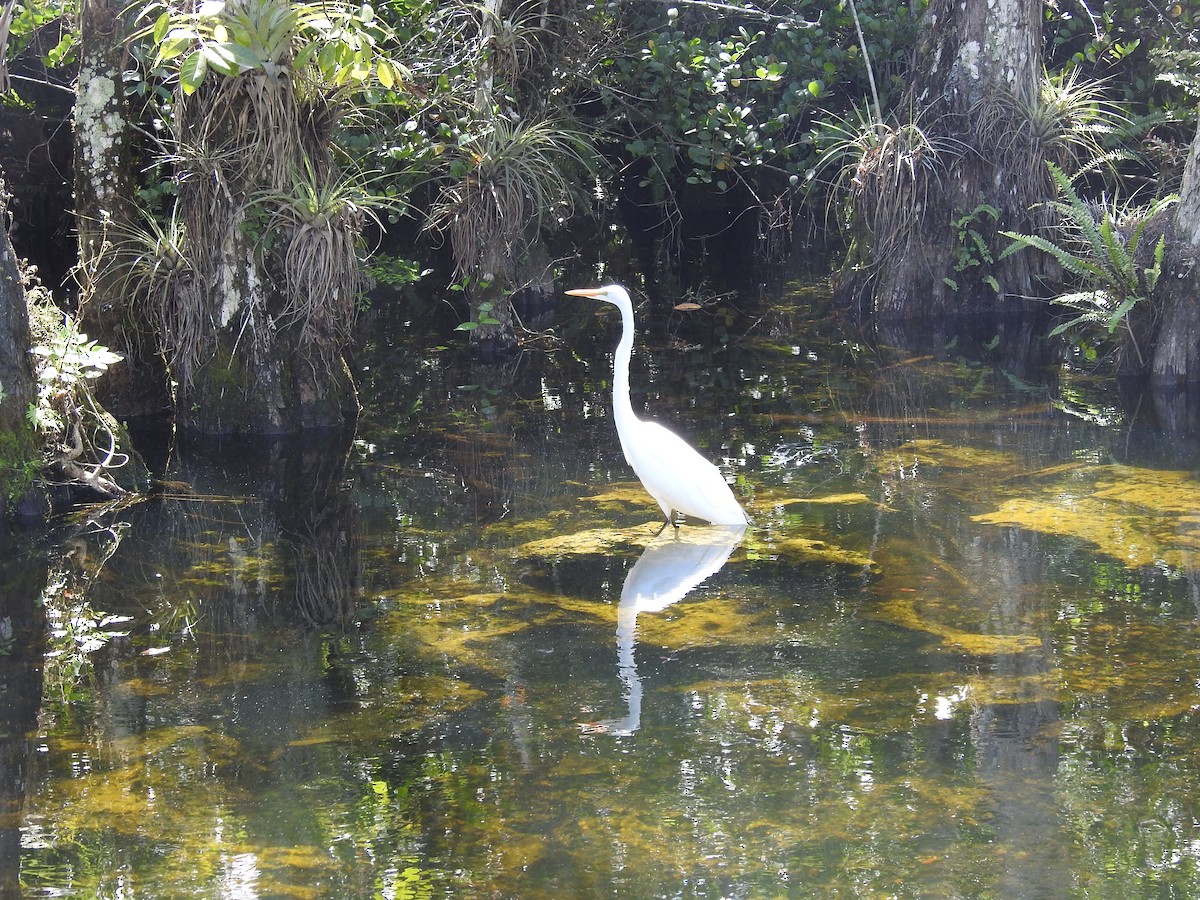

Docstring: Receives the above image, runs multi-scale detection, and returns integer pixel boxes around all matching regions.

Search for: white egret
[566,284,749,527]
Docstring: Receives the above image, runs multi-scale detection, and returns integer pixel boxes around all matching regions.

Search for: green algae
[973,464,1200,570]
[879,438,1025,477]
[774,491,891,508]
[873,594,1045,655]
[514,522,662,557]
[636,597,768,650]
[765,534,878,568]
[21,299,1200,900]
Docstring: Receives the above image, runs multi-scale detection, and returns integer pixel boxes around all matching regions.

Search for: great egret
[566,284,749,527]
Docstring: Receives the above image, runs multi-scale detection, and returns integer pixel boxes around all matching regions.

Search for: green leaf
[209,41,264,75]
[293,42,317,70]
[1146,234,1166,294]
[455,321,479,331]
[158,32,196,61]
[152,10,171,43]
[377,58,395,89]
[179,50,207,94]
[45,32,76,67]
[999,231,1103,281]
[1107,295,1140,332]
[1049,314,1096,337]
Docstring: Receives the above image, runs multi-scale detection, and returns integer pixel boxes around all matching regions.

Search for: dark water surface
[5,277,1200,897]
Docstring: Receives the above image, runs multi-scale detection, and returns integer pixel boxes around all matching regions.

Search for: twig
[846,0,883,131]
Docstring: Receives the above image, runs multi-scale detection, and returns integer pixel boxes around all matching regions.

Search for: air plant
[810,103,965,264]
[253,161,393,347]
[975,67,1134,192]
[428,117,592,280]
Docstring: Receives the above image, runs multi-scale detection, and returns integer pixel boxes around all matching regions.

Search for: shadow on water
[139,430,365,632]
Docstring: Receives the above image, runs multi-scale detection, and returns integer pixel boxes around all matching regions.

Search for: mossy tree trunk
[171,209,359,435]
[1149,116,1200,383]
[165,73,360,436]
[74,0,170,418]
[838,0,1055,320]
[0,182,45,522]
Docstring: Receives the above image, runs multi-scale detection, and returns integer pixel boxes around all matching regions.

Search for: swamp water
[4,278,1200,898]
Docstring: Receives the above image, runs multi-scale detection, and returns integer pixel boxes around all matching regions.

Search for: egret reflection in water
[587,525,746,735]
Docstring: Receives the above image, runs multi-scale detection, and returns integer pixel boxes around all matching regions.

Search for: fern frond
[1000,231,1107,282]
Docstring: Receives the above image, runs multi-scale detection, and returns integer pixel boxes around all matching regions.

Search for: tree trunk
[1150,116,1200,384]
[839,0,1054,320]
[166,73,361,436]
[0,181,46,523]
[466,241,556,359]
[74,0,171,418]
[169,201,359,435]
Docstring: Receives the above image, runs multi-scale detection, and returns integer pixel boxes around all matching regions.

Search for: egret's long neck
[612,298,639,430]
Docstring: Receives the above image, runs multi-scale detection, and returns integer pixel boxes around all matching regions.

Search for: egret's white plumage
[567,284,749,527]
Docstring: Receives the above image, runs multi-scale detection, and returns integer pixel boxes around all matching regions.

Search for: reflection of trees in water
[175,432,362,633]
[26,434,371,861]
[0,547,46,899]
[1145,381,1200,444]
[865,318,1056,446]
[441,352,613,527]
[851,320,1068,892]
[270,435,362,630]
[851,322,1200,893]
[83,433,364,649]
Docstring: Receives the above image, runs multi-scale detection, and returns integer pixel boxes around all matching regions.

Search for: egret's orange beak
[565,287,604,298]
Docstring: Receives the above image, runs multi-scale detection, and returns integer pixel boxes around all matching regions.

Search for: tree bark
[74,0,171,418]
[1150,116,1200,384]
[0,181,46,523]
[839,0,1054,320]
[166,73,361,436]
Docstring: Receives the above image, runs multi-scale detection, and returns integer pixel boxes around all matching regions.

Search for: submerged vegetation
[11,314,1200,895]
